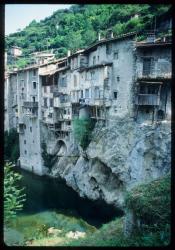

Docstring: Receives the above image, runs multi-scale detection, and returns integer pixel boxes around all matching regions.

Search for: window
[67,121,71,125]
[50,98,53,107]
[85,89,89,98]
[44,86,47,93]
[24,150,27,155]
[106,43,112,55]
[143,57,153,76]
[91,71,95,80]
[95,87,100,99]
[44,98,47,107]
[32,96,35,102]
[157,110,165,120]
[93,56,96,65]
[64,109,67,115]
[33,82,37,89]
[81,90,83,98]
[24,124,26,129]
[33,69,37,76]
[113,51,118,59]
[24,140,26,144]
[49,113,53,118]
[74,75,77,87]
[30,127,32,132]
[117,76,120,82]
[50,85,54,93]
[60,76,67,87]
[113,91,117,99]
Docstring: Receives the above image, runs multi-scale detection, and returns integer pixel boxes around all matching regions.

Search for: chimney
[106,29,114,39]
[67,50,71,57]
[98,32,101,41]
[146,32,156,43]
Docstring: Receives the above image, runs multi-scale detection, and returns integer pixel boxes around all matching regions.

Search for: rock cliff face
[51,118,171,210]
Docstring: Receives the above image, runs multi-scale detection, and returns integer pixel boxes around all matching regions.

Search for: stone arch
[54,139,67,156]
[157,109,165,120]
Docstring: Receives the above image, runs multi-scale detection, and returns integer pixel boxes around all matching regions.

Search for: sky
[5,4,72,35]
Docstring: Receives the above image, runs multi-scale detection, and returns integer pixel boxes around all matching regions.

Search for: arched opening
[55,140,67,156]
[157,109,165,121]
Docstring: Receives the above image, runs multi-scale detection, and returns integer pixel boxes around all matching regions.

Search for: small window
[85,89,89,98]
[67,121,71,125]
[81,90,83,98]
[24,140,26,145]
[117,76,120,82]
[113,51,118,59]
[113,91,117,99]
[50,98,53,107]
[93,56,96,65]
[24,124,26,129]
[74,75,77,87]
[44,86,47,93]
[30,127,32,132]
[32,96,35,102]
[33,69,37,76]
[24,150,27,155]
[50,85,54,93]
[44,98,47,107]
[106,43,112,55]
[33,82,37,89]
[64,109,67,115]
[157,110,165,120]
[49,113,53,118]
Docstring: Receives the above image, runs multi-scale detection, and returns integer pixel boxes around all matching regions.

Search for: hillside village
[5,13,171,176]
[4,4,172,247]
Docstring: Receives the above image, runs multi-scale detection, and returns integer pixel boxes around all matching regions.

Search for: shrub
[72,118,96,150]
[4,163,26,225]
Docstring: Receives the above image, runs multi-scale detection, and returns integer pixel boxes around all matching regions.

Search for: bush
[72,118,95,150]
[4,129,20,164]
[4,163,26,225]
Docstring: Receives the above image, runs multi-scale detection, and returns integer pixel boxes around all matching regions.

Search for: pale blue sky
[5,4,72,35]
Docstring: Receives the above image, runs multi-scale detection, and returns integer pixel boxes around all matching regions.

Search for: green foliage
[4,129,20,164]
[41,143,57,172]
[5,4,171,65]
[73,118,95,150]
[63,175,170,247]
[125,174,170,227]
[4,163,26,225]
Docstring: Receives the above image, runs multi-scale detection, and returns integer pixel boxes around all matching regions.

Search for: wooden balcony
[23,101,38,108]
[135,94,160,106]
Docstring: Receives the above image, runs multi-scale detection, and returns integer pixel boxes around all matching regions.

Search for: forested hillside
[6,4,171,59]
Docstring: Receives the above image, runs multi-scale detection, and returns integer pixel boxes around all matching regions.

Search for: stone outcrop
[50,118,171,210]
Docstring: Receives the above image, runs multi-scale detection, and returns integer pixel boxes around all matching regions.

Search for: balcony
[135,94,160,106]
[23,101,38,108]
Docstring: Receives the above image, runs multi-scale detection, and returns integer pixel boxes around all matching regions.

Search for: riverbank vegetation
[63,174,170,247]
[4,129,19,164]
[5,174,170,246]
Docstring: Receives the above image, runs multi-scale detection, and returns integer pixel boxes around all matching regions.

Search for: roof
[84,32,137,53]
[136,41,172,48]
[39,66,70,76]
[8,57,67,74]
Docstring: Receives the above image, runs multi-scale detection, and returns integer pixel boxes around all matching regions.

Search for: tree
[4,129,20,164]
[4,163,26,225]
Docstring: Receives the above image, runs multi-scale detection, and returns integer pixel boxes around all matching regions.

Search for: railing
[135,94,160,106]
[23,101,38,108]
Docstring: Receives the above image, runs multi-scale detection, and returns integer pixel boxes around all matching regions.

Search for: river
[4,167,123,246]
